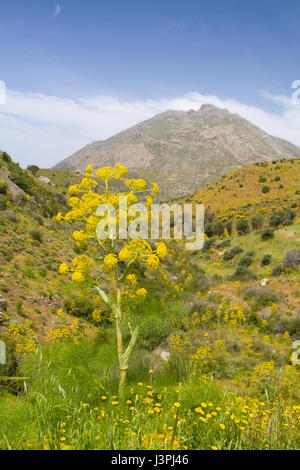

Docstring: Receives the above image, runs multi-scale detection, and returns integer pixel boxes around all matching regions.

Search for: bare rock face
[53,104,300,199]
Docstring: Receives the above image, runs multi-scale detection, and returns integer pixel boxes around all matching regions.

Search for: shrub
[0,194,7,211]
[259,176,267,183]
[203,237,216,251]
[261,254,272,266]
[272,264,283,276]
[261,228,274,240]
[262,186,270,193]
[213,221,225,237]
[8,162,36,195]
[5,210,20,224]
[204,222,214,238]
[216,239,231,249]
[270,209,296,228]
[242,286,281,308]
[223,246,243,261]
[282,249,300,270]
[251,214,264,230]
[1,152,11,162]
[30,229,43,243]
[63,295,98,319]
[225,220,233,236]
[236,218,250,236]
[27,165,40,176]
[232,265,257,281]
[0,180,8,195]
[238,254,254,267]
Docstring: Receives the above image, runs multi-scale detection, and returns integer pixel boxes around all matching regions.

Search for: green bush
[232,265,257,281]
[270,208,296,228]
[0,194,7,210]
[251,214,264,230]
[1,152,11,162]
[30,229,43,243]
[63,295,98,319]
[259,176,267,183]
[261,254,272,266]
[236,219,250,236]
[272,264,283,276]
[261,228,274,240]
[262,186,270,194]
[213,221,225,237]
[225,220,233,236]
[238,254,254,267]
[224,246,243,261]
[0,180,8,195]
[242,286,281,308]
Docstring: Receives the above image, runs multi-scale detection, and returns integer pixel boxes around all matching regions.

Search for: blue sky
[0,0,300,167]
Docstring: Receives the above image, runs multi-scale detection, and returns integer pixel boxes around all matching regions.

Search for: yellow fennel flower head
[59,262,69,275]
[104,253,118,270]
[115,163,128,180]
[72,231,87,245]
[96,167,117,182]
[136,288,147,298]
[72,271,84,283]
[68,184,80,196]
[174,402,181,408]
[126,273,137,285]
[151,182,159,196]
[133,179,147,191]
[56,212,64,223]
[156,242,167,260]
[145,196,153,210]
[126,192,138,205]
[85,164,94,177]
[118,245,133,262]
[86,215,99,231]
[146,254,160,271]
[126,178,147,191]
[92,308,102,323]
[68,197,79,208]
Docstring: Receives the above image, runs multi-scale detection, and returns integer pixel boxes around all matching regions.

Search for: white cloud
[0,89,300,168]
[53,4,61,17]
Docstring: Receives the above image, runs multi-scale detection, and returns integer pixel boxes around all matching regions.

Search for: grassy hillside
[0,152,95,340]
[0,153,299,450]
[191,158,300,215]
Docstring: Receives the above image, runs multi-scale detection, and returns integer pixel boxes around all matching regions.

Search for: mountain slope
[53,104,300,199]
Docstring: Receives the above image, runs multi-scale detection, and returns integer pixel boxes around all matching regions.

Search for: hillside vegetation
[0,152,299,450]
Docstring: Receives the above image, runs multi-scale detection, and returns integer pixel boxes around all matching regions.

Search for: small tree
[27,165,40,176]
[251,214,264,230]
[57,164,167,398]
[236,218,250,236]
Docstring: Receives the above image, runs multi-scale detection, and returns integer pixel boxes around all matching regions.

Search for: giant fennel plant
[56,164,167,397]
